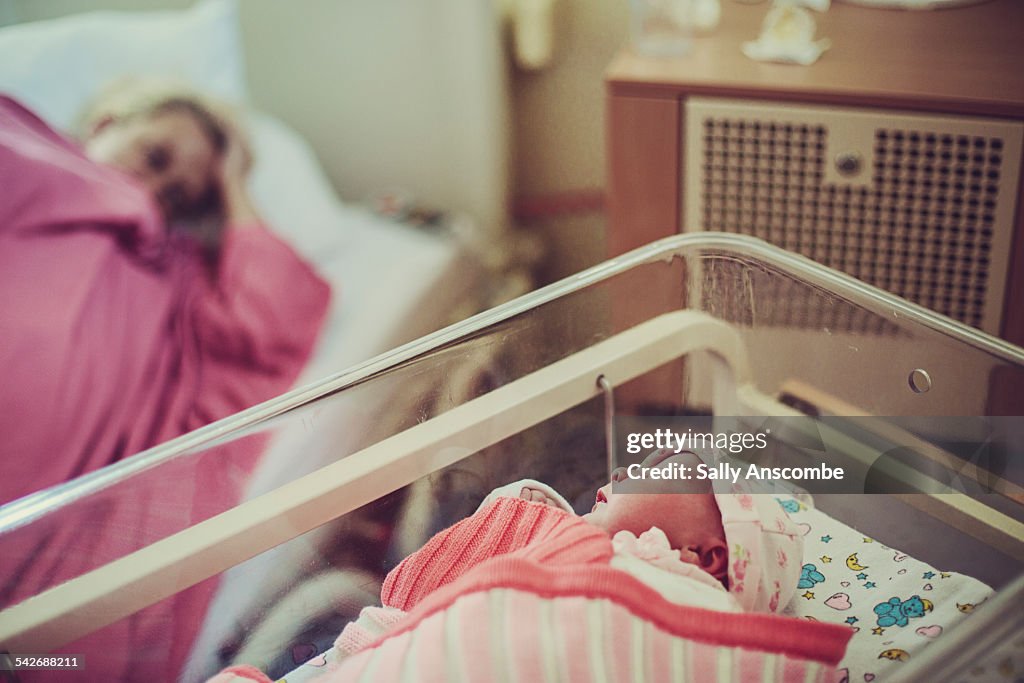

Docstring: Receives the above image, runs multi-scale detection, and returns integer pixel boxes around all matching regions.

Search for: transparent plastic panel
[2,234,1021,682]
[688,243,1022,417]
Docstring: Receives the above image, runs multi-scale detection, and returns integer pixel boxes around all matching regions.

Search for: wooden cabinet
[606,0,1024,347]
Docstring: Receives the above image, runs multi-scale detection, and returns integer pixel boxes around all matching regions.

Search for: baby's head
[583,449,728,582]
[583,448,805,613]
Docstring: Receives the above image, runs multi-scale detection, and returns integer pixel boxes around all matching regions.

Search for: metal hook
[597,375,615,481]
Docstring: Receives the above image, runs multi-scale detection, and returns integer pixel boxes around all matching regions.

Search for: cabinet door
[683,97,1023,337]
[607,94,681,258]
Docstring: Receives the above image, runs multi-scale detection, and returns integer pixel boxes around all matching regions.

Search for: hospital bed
[0,0,497,405]
[1,234,1023,682]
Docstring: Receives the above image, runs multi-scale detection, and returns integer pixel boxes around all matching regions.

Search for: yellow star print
[872,627,885,635]
[820,556,832,563]
[802,591,815,600]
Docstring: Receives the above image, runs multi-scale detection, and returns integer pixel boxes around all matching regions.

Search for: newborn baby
[487,448,801,613]
[208,450,830,683]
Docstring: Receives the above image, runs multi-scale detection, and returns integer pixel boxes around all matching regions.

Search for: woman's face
[85,109,218,221]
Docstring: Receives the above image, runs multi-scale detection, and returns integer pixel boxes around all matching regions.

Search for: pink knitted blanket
[335,556,853,682]
[213,498,852,682]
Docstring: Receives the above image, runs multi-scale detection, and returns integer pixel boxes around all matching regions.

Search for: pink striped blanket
[328,557,853,682]
[212,497,852,682]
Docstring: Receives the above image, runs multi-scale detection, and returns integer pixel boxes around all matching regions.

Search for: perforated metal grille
[685,99,1022,335]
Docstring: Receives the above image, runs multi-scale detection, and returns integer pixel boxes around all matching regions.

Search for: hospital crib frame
[1,233,1023,682]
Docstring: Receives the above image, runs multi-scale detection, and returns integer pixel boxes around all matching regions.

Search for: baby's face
[583,449,723,552]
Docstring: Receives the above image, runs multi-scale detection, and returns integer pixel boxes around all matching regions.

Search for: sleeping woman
[0,80,331,506]
[0,81,331,682]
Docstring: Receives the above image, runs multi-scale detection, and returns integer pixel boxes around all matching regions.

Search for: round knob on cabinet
[835,152,863,177]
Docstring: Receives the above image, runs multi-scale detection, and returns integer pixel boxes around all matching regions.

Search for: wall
[511,0,629,281]
[239,1,510,236]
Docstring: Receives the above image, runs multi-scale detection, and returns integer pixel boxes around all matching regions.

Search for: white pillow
[246,111,358,262]
[0,0,246,132]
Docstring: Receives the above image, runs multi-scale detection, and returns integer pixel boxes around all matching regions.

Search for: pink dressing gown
[0,95,331,681]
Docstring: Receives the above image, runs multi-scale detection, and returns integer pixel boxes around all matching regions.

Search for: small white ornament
[693,0,721,31]
[742,2,831,65]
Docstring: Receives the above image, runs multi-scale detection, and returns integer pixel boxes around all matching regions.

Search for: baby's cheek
[582,505,607,530]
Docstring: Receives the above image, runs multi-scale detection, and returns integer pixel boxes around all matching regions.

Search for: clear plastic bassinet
[1,233,1022,682]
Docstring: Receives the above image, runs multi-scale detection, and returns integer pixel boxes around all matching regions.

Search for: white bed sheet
[244,109,484,494]
[182,113,484,682]
[779,495,993,682]
[292,208,477,385]
[239,207,482,500]
[248,111,480,376]
[184,227,479,679]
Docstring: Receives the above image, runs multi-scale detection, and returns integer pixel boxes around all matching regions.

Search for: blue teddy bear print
[873,595,933,627]
[798,563,825,590]
[776,498,801,514]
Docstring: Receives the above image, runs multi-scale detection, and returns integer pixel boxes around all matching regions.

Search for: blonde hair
[77,77,249,164]
[79,78,251,248]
